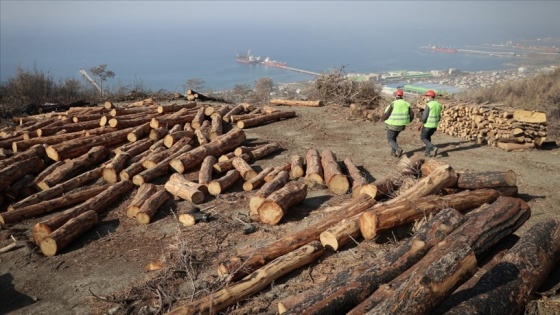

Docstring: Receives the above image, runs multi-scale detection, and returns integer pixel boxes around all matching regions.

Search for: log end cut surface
[328,174,350,195]
[258,201,285,225]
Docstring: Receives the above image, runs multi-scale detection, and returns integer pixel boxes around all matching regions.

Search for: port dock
[263,64,321,76]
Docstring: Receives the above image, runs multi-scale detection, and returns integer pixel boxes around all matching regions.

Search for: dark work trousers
[387,129,401,152]
[421,127,437,153]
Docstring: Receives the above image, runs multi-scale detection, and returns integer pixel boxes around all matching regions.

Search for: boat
[261,57,287,68]
[422,45,457,53]
[236,50,261,64]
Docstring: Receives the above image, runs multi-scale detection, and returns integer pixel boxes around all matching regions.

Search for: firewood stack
[439,103,547,151]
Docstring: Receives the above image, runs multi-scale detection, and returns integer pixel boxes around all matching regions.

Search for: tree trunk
[126,183,158,218]
[0,156,45,192]
[282,208,465,315]
[270,99,323,107]
[149,114,195,129]
[0,144,45,170]
[114,137,153,156]
[191,107,206,129]
[236,111,296,129]
[126,122,151,142]
[164,174,205,204]
[167,241,324,315]
[222,104,245,123]
[213,153,250,174]
[32,180,134,244]
[0,184,107,225]
[258,181,308,225]
[132,144,193,186]
[243,167,274,191]
[344,157,368,198]
[359,189,500,240]
[135,188,171,224]
[102,152,131,184]
[39,210,98,256]
[320,149,349,195]
[38,146,109,190]
[199,155,217,186]
[434,219,560,315]
[456,170,517,189]
[265,163,291,182]
[249,170,289,221]
[232,155,257,180]
[290,155,305,179]
[119,147,165,181]
[218,194,376,281]
[207,170,241,196]
[157,102,197,114]
[304,148,324,185]
[209,114,223,141]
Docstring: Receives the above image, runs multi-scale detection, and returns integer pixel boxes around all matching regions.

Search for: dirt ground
[1,103,559,315]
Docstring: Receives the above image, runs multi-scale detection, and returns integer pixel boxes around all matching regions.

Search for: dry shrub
[525,295,560,315]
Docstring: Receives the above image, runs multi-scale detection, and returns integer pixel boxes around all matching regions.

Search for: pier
[456,49,517,57]
[259,62,322,76]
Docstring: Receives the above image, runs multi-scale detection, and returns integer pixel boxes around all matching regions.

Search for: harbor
[236,50,321,76]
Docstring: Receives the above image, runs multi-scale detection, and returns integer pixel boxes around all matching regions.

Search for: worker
[382,89,414,157]
[420,90,443,157]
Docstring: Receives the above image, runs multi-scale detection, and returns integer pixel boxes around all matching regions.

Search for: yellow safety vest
[424,101,442,128]
[384,99,411,126]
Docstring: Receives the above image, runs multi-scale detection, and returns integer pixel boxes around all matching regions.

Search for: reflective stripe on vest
[424,101,442,128]
[384,99,410,126]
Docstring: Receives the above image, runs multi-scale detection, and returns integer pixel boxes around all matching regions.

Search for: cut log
[434,219,560,315]
[236,110,296,129]
[232,155,257,180]
[109,116,156,129]
[142,140,192,169]
[0,184,107,225]
[218,152,235,162]
[149,126,168,141]
[178,210,210,227]
[126,122,151,142]
[359,189,500,240]
[0,156,45,192]
[283,208,465,315]
[12,127,93,152]
[102,152,131,184]
[207,169,241,196]
[3,174,37,201]
[258,181,308,225]
[497,141,535,152]
[131,144,193,186]
[420,159,450,177]
[32,180,134,244]
[199,155,217,186]
[264,163,291,182]
[157,102,197,114]
[290,155,305,179]
[343,157,368,198]
[249,170,289,221]
[167,241,324,315]
[320,149,349,195]
[164,174,205,204]
[304,148,324,185]
[513,109,547,124]
[218,194,376,281]
[222,104,245,123]
[163,130,194,148]
[209,114,223,141]
[230,113,261,123]
[191,107,206,129]
[213,153,250,174]
[248,142,281,160]
[135,188,171,224]
[39,210,98,256]
[114,137,153,156]
[270,99,323,107]
[210,105,232,119]
[126,183,158,218]
[34,161,64,186]
[149,114,195,129]
[243,167,274,191]
[389,165,457,203]
[38,146,109,190]
[0,144,45,170]
[456,170,517,189]
[119,147,166,181]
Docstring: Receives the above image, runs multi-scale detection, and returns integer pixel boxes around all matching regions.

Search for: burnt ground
[1,103,559,315]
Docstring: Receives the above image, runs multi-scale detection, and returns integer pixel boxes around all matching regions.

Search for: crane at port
[79,68,102,93]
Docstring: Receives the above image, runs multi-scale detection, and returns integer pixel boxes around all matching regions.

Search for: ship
[421,45,457,53]
[261,57,287,68]
[235,50,261,64]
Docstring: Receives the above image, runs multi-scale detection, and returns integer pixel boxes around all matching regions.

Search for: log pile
[439,103,548,151]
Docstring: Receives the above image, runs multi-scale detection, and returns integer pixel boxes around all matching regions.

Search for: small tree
[186,78,205,93]
[89,64,115,97]
[254,77,274,103]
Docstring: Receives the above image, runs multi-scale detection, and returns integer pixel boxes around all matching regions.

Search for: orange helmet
[425,90,436,97]
[395,90,404,97]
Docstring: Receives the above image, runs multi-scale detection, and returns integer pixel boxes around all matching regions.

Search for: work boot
[432,146,439,157]
[425,150,431,158]
[396,147,404,158]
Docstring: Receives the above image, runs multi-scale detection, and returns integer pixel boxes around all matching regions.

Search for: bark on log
[195,128,209,146]
[168,241,324,315]
[258,181,308,225]
[456,170,517,189]
[163,130,194,148]
[434,219,560,315]
[126,122,151,142]
[39,210,98,256]
[135,188,171,224]
[149,114,195,129]
[222,104,245,123]
[343,157,368,198]
[230,113,261,123]
[209,114,223,140]
[119,147,166,181]
[191,107,206,129]
[420,159,450,177]
[32,180,134,244]
[164,174,205,204]
[497,142,535,152]
[114,137,153,156]
[170,128,246,174]
[213,153,250,174]
[0,156,45,192]
[126,183,158,218]
[265,163,291,182]
[12,127,94,152]
[243,167,274,191]
[290,155,305,179]
[210,105,233,119]
[3,174,37,201]
[199,155,217,186]
[0,184,107,225]
[236,111,296,129]
[34,161,64,185]
[249,170,290,221]
[109,116,156,129]
[218,194,376,281]
[389,165,458,203]
[143,139,192,169]
[270,99,323,107]
[0,144,45,170]
[248,142,281,160]
[359,189,500,240]
[304,148,324,185]
[157,102,197,114]
[8,166,103,211]
[149,126,168,141]
[38,146,109,190]
[282,208,466,315]
[320,149,349,195]
[218,152,235,162]
[207,170,240,196]
[132,144,193,186]
[102,152,131,184]
[232,155,257,180]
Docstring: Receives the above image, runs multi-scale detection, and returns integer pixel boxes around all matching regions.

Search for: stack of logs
[166,157,560,315]
[439,102,548,152]
[0,98,299,256]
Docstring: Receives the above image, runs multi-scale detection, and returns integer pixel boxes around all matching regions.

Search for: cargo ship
[235,50,261,64]
[421,45,457,53]
[261,57,287,68]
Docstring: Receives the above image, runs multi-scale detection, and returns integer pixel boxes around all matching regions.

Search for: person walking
[420,90,443,157]
[382,89,414,158]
